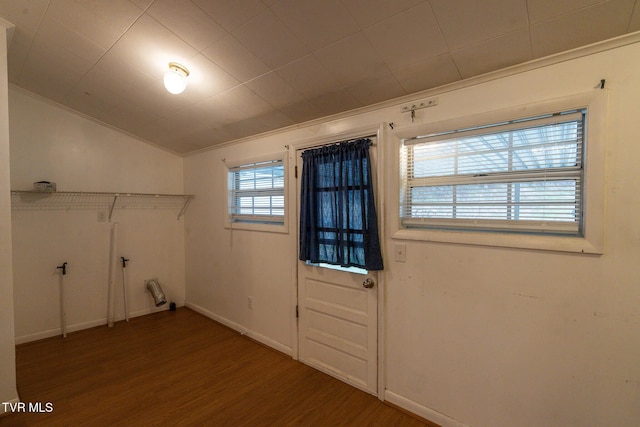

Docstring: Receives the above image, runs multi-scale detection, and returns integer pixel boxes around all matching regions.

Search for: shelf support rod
[108,194,119,222]
[177,196,193,220]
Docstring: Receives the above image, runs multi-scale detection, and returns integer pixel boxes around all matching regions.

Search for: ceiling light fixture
[163,62,189,94]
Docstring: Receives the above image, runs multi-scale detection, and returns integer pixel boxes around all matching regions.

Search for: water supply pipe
[56,262,68,338]
[120,257,130,322]
[107,222,119,327]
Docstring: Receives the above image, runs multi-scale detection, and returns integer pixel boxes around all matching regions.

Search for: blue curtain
[299,138,383,271]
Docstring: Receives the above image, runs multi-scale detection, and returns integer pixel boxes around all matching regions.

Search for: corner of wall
[0,19,19,407]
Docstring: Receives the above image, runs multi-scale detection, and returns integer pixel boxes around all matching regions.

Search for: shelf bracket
[177,196,193,220]
[108,194,119,222]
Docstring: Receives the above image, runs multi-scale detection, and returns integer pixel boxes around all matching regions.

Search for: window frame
[224,152,288,234]
[401,109,586,235]
[390,91,607,254]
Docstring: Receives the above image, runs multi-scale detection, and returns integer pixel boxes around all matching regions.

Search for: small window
[228,159,284,225]
[400,109,586,235]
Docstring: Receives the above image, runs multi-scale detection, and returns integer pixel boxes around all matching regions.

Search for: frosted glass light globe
[163,62,189,94]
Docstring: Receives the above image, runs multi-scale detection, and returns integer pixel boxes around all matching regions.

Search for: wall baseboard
[185,302,292,357]
[14,302,185,345]
[384,390,469,427]
[15,319,105,345]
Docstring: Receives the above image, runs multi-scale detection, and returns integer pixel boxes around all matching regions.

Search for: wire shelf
[10,191,194,220]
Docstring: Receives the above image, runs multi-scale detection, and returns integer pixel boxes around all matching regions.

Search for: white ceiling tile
[147,128,206,153]
[630,1,640,31]
[130,117,195,143]
[220,85,275,118]
[92,51,164,97]
[126,121,166,144]
[6,28,34,83]
[202,34,270,82]
[80,59,208,122]
[151,104,214,133]
[250,110,296,130]
[307,89,362,117]
[0,0,48,33]
[278,100,324,123]
[245,71,304,109]
[430,0,529,50]
[192,0,267,32]
[313,32,389,88]
[100,14,199,81]
[527,0,606,23]
[89,54,231,121]
[392,53,461,93]
[225,110,296,137]
[212,121,259,142]
[4,0,637,154]
[270,0,359,50]
[78,73,166,130]
[199,85,274,124]
[232,9,309,68]
[276,55,341,98]
[146,0,227,52]
[531,0,636,57]
[183,127,228,151]
[18,68,75,104]
[208,123,250,144]
[193,106,240,133]
[346,72,407,106]
[452,28,532,78]
[76,66,143,101]
[340,0,426,28]
[21,36,94,86]
[45,0,143,49]
[130,0,154,10]
[76,64,178,115]
[103,98,162,129]
[177,53,240,103]
[364,2,448,70]
[65,87,119,120]
[37,15,106,63]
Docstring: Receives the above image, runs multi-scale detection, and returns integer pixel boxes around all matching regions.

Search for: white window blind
[228,159,284,224]
[400,109,586,235]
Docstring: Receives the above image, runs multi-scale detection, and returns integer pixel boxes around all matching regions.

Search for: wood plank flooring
[2,308,433,426]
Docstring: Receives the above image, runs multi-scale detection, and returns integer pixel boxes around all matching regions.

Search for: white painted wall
[184,40,640,427]
[0,19,19,412]
[9,89,186,343]
[184,142,296,353]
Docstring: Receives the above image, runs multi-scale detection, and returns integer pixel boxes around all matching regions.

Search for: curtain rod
[298,134,378,152]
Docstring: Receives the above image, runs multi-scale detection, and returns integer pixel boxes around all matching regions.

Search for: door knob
[362,278,375,289]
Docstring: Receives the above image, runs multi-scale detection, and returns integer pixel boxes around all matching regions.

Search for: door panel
[298,264,377,393]
[296,137,379,395]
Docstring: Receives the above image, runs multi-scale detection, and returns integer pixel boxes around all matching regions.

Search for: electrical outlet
[394,244,406,262]
[248,296,253,310]
[97,211,107,222]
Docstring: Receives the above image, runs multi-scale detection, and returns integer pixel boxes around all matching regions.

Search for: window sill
[224,221,288,234]
[392,227,602,254]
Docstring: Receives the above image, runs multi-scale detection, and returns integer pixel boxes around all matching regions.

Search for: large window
[400,109,586,235]
[228,159,284,225]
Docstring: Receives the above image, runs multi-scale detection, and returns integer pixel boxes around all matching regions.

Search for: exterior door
[296,138,379,395]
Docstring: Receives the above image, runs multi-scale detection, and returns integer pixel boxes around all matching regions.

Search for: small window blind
[400,109,586,235]
[228,159,284,224]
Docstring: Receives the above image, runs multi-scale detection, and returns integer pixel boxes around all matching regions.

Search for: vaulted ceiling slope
[1,0,639,154]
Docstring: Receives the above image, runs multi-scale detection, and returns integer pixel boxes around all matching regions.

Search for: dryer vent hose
[145,278,167,307]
